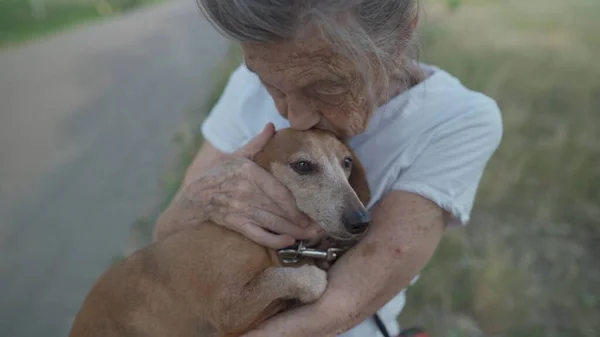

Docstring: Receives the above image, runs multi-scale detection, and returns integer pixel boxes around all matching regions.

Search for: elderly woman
[154,0,502,336]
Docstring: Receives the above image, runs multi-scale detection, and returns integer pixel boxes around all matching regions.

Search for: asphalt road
[0,1,228,335]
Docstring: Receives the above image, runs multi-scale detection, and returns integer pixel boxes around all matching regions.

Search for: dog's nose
[343,210,371,234]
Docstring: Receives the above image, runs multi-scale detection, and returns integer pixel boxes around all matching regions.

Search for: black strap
[373,313,391,337]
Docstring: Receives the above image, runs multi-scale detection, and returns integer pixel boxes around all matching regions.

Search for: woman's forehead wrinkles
[247,50,334,72]
[249,54,345,88]
[244,38,332,61]
[283,65,336,85]
[244,41,336,73]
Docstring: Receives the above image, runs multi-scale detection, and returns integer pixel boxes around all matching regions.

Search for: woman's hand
[153,123,317,249]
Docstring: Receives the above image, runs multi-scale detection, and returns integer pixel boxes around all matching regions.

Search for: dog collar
[277,240,346,266]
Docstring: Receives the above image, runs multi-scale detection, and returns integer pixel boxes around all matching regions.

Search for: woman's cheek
[340,99,371,135]
[321,104,354,135]
[350,93,372,132]
[273,97,288,119]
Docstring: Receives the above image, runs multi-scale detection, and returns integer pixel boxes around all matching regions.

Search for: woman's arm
[152,142,226,241]
[182,142,228,185]
[242,190,446,337]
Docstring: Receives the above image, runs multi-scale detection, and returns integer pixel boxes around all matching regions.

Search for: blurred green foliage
[447,0,462,11]
[0,0,161,46]
[400,0,600,336]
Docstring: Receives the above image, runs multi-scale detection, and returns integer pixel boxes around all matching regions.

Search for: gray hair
[197,0,420,101]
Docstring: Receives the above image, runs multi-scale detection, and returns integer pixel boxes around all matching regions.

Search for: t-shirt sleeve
[200,64,256,154]
[392,98,503,226]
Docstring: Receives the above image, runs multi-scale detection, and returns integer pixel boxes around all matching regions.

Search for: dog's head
[255,128,371,243]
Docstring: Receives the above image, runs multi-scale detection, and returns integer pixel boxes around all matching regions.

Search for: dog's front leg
[218,265,327,337]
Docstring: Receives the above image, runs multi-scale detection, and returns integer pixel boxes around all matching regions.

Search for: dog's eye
[290,161,315,175]
[343,157,353,170]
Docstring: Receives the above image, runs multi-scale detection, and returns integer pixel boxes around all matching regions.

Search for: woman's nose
[286,95,320,130]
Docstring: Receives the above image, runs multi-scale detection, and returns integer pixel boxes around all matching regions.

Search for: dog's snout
[343,210,371,234]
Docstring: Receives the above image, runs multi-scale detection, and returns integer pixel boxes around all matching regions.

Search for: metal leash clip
[278,241,346,265]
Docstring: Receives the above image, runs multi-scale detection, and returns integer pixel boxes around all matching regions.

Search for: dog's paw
[292,265,327,303]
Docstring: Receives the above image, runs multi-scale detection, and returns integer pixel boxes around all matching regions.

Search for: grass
[398,1,600,336]
[0,0,162,47]
[130,0,599,335]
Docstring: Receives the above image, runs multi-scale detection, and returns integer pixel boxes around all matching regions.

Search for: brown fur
[68,129,370,337]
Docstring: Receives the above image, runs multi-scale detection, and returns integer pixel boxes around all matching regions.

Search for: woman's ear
[348,149,371,206]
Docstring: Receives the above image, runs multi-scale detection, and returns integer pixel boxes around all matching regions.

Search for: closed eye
[311,80,348,96]
[306,80,348,105]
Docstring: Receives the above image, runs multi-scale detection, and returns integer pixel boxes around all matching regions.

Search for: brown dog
[68,128,371,337]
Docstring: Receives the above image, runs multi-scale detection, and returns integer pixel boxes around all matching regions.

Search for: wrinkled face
[242,35,374,138]
[255,129,370,242]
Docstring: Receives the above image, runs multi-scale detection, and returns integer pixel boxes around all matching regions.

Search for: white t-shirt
[201,63,503,335]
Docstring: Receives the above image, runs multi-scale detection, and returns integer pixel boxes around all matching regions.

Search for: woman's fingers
[238,222,296,249]
[169,123,321,248]
[231,154,314,229]
[249,209,318,239]
[210,176,308,233]
[234,124,317,230]
[235,123,275,159]
[224,209,316,241]
[246,164,315,228]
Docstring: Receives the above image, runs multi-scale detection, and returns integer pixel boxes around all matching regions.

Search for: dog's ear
[348,148,371,206]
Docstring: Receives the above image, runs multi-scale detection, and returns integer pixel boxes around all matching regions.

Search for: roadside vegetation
[0,0,163,46]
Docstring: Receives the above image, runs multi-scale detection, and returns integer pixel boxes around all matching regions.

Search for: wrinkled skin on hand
[154,124,317,249]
